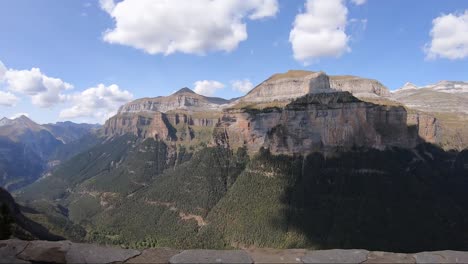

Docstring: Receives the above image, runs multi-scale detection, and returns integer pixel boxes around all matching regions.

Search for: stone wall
[2,239,468,263]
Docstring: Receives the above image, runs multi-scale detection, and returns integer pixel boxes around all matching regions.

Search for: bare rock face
[407,113,440,144]
[329,76,391,98]
[103,111,221,141]
[240,71,333,103]
[118,88,229,114]
[219,93,413,155]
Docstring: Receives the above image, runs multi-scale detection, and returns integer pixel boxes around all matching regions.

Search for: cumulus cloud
[350,0,367,5]
[289,0,350,63]
[1,65,72,108]
[231,79,254,93]
[100,0,278,55]
[0,61,6,79]
[0,91,19,107]
[194,80,225,96]
[425,11,468,60]
[60,84,133,123]
[99,0,115,13]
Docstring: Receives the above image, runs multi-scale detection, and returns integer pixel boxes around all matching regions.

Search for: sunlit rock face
[329,75,391,98]
[219,93,414,155]
[240,71,334,104]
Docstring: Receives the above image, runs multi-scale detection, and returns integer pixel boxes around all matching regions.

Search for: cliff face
[101,71,447,153]
[240,71,333,103]
[118,88,229,114]
[407,112,440,144]
[219,92,412,154]
[330,76,391,98]
[103,111,221,143]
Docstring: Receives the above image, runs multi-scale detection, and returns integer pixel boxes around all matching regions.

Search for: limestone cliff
[329,75,391,98]
[101,71,446,153]
[118,88,229,114]
[218,92,413,154]
[240,71,333,103]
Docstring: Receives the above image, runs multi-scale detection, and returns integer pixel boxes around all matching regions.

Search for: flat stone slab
[247,248,306,263]
[0,239,31,263]
[17,240,72,264]
[170,250,253,264]
[413,251,468,264]
[364,251,415,263]
[302,249,369,264]
[66,242,140,263]
[126,248,181,263]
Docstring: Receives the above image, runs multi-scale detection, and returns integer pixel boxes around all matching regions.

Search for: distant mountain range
[3,70,468,252]
[0,115,100,190]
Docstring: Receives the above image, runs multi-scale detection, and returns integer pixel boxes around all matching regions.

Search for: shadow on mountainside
[0,188,65,241]
[273,143,468,253]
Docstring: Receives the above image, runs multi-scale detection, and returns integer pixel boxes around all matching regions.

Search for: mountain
[0,116,101,190]
[43,121,100,144]
[393,81,468,150]
[238,70,391,105]
[14,70,468,252]
[118,87,229,114]
[0,187,64,240]
[393,81,468,114]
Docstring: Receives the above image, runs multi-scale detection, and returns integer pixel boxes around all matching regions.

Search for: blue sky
[0,0,467,124]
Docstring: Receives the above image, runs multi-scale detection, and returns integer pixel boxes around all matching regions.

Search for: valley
[2,70,467,253]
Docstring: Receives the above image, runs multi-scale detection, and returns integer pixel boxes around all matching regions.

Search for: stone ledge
[2,239,468,264]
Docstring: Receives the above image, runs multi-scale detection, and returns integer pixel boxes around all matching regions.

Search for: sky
[0,0,467,124]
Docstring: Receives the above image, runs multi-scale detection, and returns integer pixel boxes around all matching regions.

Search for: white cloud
[2,66,72,108]
[59,84,133,123]
[100,0,278,55]
[0,61,6,79]
[194,80,225,96]
[350,0,366,5]
[0,91,19,107]
[231,79,254,93]
[425,11,468,60]
[289,0,350,63]
[99,0,115,13]
[10,113,29,119]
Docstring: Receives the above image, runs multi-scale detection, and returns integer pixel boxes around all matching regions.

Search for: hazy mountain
[14,71,468,252]
[43,121,100,144]
[0,116,101,190]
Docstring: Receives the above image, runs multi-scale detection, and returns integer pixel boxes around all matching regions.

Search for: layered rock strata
[218,92,413,154]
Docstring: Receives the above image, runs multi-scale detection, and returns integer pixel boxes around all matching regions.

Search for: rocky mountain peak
[0,117,12,127]
[397,82,419,91]
[173,87,196,94]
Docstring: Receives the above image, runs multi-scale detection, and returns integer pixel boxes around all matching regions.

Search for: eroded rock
[17,240,71,264]
[302,249,369,264]
[126,248,180,264]
[169,250,253,264]
[247,248,306,263]
[65,242,140,263]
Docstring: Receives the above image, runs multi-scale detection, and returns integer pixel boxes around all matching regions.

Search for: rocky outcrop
[3,239,468,263]
[240,71,333,103]
[329,76,391,98]
[118,88,229,114]
[407,112,440,144]
[219,92,413,154]
[103,111,221,141]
